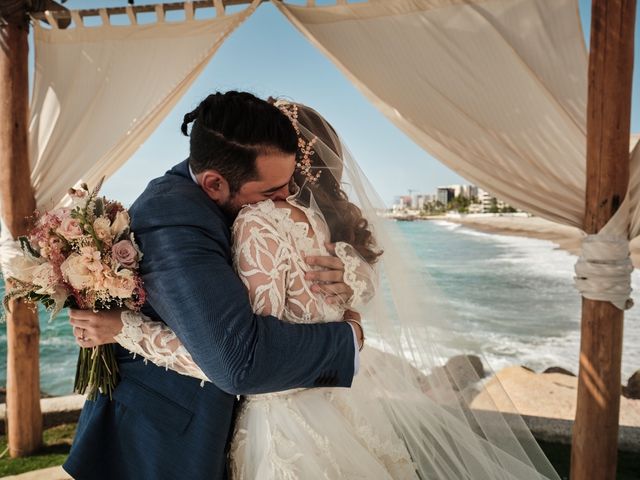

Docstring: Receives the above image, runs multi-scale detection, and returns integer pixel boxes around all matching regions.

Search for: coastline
[426,214,640,267]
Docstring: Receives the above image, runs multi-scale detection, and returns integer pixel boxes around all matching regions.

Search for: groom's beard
[218,196,242,222]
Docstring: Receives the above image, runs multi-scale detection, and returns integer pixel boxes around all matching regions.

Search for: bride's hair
[279,101,382,265]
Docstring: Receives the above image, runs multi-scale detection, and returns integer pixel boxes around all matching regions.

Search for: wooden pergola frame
[0,1,636,479]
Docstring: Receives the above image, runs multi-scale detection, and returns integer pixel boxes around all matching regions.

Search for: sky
[31,0,640,206]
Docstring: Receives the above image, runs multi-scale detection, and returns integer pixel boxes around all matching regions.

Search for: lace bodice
[114,198,376,382]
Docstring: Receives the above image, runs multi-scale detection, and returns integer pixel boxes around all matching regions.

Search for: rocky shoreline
[421,355,640,451]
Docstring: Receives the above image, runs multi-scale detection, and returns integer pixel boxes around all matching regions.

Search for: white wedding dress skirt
[230,348,418,480]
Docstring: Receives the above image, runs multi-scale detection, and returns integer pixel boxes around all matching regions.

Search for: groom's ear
[199,170,231,203]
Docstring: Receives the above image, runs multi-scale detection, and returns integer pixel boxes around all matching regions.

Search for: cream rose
[103,270,136,298]
[57,217,83,241]
[60,253,94,290]
[110,211,130,238]
[93,217,112,242]
[112,240,138,268]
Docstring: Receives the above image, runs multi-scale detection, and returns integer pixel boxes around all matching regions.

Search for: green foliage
[447,195,471,213]
[0,423,76,476]
[19,236,40,259]
[422,200,446,215]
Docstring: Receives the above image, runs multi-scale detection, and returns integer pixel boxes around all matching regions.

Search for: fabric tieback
[574,234,634,310]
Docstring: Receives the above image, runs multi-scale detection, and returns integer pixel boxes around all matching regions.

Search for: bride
[69,101,560,479]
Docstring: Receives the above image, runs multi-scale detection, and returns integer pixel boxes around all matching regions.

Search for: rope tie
[574,234,634,310]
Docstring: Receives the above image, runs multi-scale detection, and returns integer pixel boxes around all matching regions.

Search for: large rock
[429,355,485,392]
[623,370,640,399]
[471,366,640,422]
[469,366,640,450]
[542,366,576,377]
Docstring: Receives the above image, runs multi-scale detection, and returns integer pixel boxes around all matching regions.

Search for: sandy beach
[437,214,640,267]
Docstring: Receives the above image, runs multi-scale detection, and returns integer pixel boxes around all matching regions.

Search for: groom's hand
[304,243,353,305]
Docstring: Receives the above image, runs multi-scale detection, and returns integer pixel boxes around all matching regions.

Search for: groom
[63,91,363,479]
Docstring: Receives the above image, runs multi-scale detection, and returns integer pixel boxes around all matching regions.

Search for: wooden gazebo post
[0,0,42,457]
[571,1,636,479]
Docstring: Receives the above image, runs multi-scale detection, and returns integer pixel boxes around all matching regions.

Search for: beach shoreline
[425,214,640,267]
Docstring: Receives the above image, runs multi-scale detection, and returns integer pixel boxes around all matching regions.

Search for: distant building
[446,184,479,200]
[437,187,454,205]
[449,185,464,198]
[468,203,484,214]
[477,189,515,213]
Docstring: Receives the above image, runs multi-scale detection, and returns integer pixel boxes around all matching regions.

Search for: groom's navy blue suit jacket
[63,160,355,480]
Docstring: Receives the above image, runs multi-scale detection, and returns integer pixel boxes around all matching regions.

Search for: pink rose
[112,240,138,268]
[57,217,83,241]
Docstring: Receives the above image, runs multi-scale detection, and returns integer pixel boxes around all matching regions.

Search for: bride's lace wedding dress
[114,198,418,479]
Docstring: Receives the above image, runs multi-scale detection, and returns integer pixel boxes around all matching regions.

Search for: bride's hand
[304,243,353,305]
[69,308,124,348]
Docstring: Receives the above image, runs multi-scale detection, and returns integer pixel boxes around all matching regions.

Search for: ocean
[1,219,638,396]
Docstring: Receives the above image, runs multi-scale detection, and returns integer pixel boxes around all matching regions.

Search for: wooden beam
[30,0,260,23]
[29,0,72,28]
[571,1,636,479]
[0,2,43,458]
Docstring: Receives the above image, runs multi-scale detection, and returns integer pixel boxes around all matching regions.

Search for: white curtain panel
[276,0,640,308]
[29,0,260,208]
[275,0,640,231]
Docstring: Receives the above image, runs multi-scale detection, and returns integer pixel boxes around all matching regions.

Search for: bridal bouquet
[3,180,145,400]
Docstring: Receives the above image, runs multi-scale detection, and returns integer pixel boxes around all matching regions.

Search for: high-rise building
[437,187,454,205]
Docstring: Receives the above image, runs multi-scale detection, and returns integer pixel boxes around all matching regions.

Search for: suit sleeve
[133,190,355,395]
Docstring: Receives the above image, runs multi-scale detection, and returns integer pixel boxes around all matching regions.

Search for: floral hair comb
[277,102,322,185]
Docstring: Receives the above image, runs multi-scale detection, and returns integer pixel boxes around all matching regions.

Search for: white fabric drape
[29,1,259,208]
[0,2,259,275]
[275,0,640,308]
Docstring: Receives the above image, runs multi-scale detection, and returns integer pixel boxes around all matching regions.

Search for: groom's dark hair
[181,91,298,194]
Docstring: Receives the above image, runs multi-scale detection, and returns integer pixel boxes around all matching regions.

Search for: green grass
[0,423,76,477]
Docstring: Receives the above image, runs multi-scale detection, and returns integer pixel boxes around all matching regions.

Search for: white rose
[110,211,130,238]
[93,217,112,242]
[60,253,94,290]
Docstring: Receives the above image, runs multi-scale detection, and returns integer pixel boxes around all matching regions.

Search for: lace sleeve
[232,209,291,318]
[114,310,209,383]
[335,242,378,309]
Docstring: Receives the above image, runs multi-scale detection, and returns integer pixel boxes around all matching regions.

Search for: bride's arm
[333,242,378,309]
[232,208,291,318]
[69,209,293,383]
[68,307,209,382]
[115,311,209,382]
